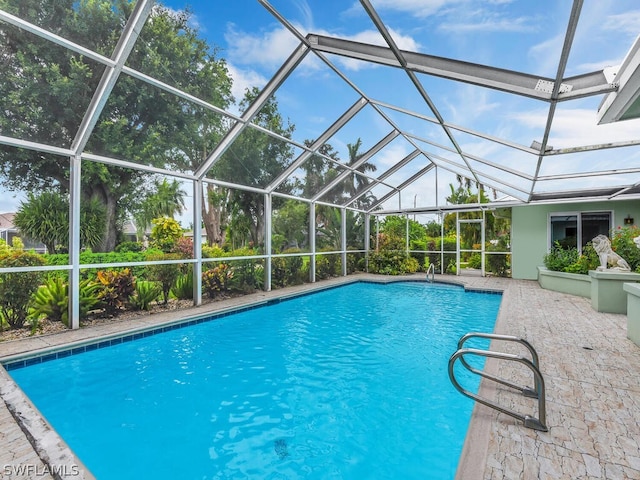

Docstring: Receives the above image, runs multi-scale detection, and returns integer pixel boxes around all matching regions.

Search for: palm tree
[135,178,187,237]
[345,138,377,208]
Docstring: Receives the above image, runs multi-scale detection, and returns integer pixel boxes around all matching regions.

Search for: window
[549,211,611,252]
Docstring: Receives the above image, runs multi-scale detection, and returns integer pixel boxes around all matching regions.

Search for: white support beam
[528,0,584,201]
[264,193,273,291]
[341,208,347,276]
[71,0,154,154]
[309,202,316,283]
[193,179,203,306]
[307,34,613,101]
[68,155,82,329]
[367,164,435,211]
[195,42,310,178]
[266,98,368,192]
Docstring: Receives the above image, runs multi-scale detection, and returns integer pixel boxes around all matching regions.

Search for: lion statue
[592,234,631,271]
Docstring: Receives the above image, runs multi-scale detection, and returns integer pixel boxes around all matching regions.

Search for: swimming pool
[6,281,501,479]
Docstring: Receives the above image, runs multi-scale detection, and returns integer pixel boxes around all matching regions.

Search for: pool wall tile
[1,279,502,372]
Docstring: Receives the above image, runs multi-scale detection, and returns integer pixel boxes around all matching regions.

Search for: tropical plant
[611,226,640,272]
[0,1,233,251]
[134,178,187,236]
[114,241,144,253]
[145,253,182,304]
[316,249,340,279]
[96,268,136,316]
[344,138,377,209]
[543,242,581,272]
[171,273,194,300]
[29,277,100,326]
[13,192,106,253]
[172,236,194,259]
[368,233,420,275]
[150,217,184,253]
[130,281,162,311]
[253,264,265,291]
[0,250,46,329]
[202,264,233,298]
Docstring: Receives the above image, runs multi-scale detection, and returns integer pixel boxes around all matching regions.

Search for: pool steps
[448,332,548,432]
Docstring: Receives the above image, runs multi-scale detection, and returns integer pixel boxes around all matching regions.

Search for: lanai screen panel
[0,25,107,148]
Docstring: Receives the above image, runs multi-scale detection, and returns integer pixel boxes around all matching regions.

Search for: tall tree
[345,138,377,209]
[0,0,232,251]
[210,87,295,247]
[299,140,341,199]
[13,191,105,253]
[133,178,186,236]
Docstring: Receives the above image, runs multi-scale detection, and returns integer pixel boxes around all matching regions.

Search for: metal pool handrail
[426,263,435,282]
[448,332,548,432]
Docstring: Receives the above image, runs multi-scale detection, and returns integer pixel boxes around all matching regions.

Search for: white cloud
[514,107,640,148]
[527,34,564,77]
[226,63,268,105]
[370,0,465,18]
[443,85,500,126]
[224,21,420,75]
[224,23,301,70]
[439,14,538,34]
[602,11,640,36]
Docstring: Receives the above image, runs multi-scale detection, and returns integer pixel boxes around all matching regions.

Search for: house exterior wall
[511,200,640,280]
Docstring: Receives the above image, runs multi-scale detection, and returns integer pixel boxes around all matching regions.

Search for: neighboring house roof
[122,219,138,236]
[0,212,16,230]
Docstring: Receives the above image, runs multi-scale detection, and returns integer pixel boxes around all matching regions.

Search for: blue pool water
[8,281,501,479]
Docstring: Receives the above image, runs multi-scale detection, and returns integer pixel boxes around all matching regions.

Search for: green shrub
[172,236,194,259]
[611,226,640,271]
[467,253,482,269]
[543,242,580,272]
[229,251,264,292]
[316,250,340,280]
[96,268,136,315]
[271,256,287,288]
[486,252,510,277]
[114,241,143,253]
[563,243,599,274]
[130,281,162,311]
[202,244,226,258]
[0,250,46,329]
[150,217,183,252]
[145,253,182,304]
[446,259,457,274]
[202,263,232,298]
[346,250,363,274]
[46,251,150,280]
[253,264,265,290]
[30,277,100,326]
[171,272,194,300]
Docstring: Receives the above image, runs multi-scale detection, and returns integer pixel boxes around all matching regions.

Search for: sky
[153,0,640,211]
[4,0,640,225]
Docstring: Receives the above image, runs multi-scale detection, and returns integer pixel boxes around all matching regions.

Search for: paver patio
[1,274,639,479]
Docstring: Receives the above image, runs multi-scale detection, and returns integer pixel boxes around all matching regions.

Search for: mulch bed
[0,292,246,343]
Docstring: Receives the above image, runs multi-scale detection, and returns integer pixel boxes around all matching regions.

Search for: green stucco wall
[512,200,640,280]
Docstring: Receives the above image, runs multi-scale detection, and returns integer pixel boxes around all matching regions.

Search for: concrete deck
[1,274,639,479]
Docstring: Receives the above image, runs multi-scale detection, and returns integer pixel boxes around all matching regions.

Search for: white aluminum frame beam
[71,0,154,154]
[266,98,368,192]
[306,34,613,102]
[528,0,584,201]
[360,0,482,188]
[312,130,399,202]
[195,42,310,178]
